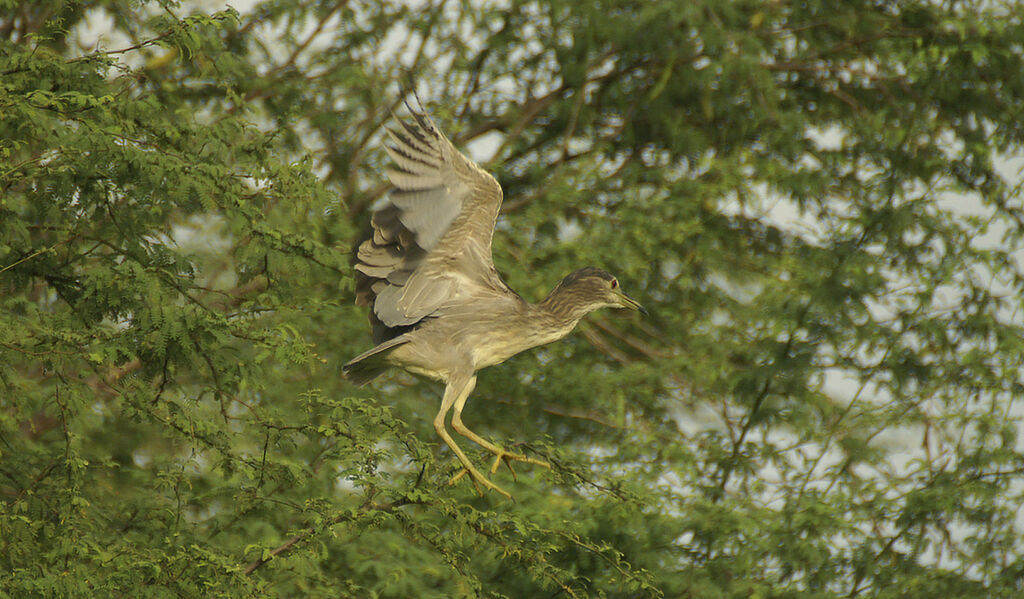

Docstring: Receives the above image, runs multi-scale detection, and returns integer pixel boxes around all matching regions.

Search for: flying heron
[344,102,645,498]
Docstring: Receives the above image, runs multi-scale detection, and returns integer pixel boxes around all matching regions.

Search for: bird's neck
[537,285,590,327]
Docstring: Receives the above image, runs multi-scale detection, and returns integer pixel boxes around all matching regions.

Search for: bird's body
[344,101,644,498]
[349,289,589,383]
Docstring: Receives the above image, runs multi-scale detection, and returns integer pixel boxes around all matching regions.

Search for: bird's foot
[449,464,512,500]
[487,450,551,481]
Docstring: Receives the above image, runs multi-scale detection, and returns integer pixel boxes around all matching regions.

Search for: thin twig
[242,498,416,575]
[0,238,75,274]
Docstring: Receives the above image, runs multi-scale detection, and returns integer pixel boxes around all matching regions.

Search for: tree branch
[242,497,418,575]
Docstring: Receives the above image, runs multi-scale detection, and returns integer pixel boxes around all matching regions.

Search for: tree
[3,0,1024,596]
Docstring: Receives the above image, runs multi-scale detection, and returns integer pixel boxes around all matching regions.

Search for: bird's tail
[342,335,409,386]
[342,358,388,386]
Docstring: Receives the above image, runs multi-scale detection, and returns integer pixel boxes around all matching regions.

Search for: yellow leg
[434,375,512,500]
[450,381,551,480]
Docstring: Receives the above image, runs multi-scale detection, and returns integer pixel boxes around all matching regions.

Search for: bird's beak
[614,290,648,316]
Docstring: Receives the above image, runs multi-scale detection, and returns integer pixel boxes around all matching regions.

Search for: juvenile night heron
[343,103,645,498]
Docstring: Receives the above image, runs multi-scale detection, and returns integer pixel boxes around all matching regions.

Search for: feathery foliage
[3,1,1024,596]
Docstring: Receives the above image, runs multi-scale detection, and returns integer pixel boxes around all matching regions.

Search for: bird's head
[545,267,647,319]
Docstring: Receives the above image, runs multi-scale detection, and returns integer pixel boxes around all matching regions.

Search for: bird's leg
[435,376,512,499]
[450,382,551,480]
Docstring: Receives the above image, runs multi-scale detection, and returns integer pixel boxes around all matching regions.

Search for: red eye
[611,279,618,289]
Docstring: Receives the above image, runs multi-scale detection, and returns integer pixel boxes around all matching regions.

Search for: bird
[343,100,646,499]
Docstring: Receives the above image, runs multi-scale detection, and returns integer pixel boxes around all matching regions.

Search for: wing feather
[384,169,445,190]
[352,102,514,340]
[383,129,440,171]
[390,188,463,249]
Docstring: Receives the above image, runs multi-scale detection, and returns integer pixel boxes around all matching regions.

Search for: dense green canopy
[3,1,1024,596]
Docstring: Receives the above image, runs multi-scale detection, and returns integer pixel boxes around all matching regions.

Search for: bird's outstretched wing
[354,103,513,342]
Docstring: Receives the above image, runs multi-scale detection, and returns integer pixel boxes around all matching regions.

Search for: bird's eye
[610,279,618,289]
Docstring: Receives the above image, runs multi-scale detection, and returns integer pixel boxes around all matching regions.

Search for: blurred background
[3,1,1024,596]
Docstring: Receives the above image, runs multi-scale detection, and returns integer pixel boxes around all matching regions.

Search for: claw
[486,450,551,481]
[490,453,515,479]
[449,464,511,499]
[447,448,549,499]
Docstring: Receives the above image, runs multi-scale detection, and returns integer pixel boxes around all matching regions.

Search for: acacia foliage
[2,1,1024,597]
